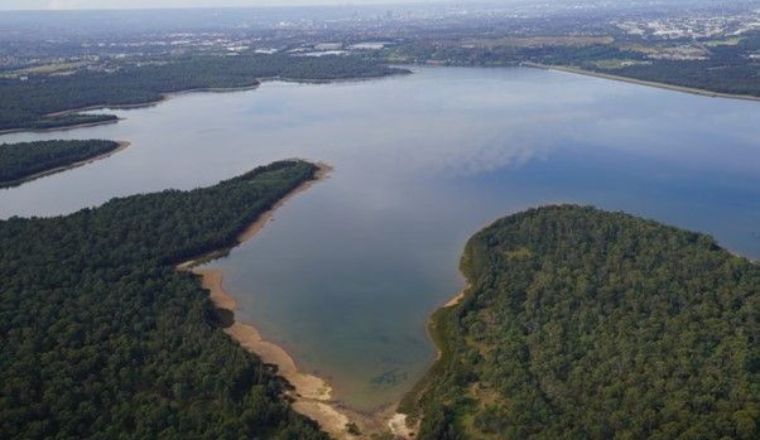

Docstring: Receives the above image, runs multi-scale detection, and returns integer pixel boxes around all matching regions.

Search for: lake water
[2,66,759,411]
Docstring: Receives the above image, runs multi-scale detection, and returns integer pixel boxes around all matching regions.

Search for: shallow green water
[2,66,759,410]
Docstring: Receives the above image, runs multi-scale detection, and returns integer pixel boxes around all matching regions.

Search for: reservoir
[2,66,759,411]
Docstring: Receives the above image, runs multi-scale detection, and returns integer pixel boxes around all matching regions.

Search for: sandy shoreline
[177,162,419,439]
[177,163,364,439]
[522,62,760,102]
[0,140,130,189]
[443,286,468,308]
[193,267,351,438]
[427,283,470,365]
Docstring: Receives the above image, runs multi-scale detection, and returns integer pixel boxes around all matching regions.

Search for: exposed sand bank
[443,286,468,308]
[177,163,362,438]
[176,162,332,271]
[0,141,130,189]
[178,162,420,438]
[428,283,470,365]
[193,267,351,438]
[391,281,472,438]
[388,413,416,439]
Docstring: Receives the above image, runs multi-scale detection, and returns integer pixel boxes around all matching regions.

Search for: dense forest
[0,53,407,131]
[595,34,760,97]
[0,160,329,439]
[0,139,120,186]
[402,205,759,440]
[607,59,760,97]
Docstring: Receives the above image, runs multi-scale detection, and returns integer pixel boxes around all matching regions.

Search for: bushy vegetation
[385,32,760,97]
[406,205,759,440]
[610,60,760,96]
[0,160,329,439]
[602,33,760,97]
[0,139,120,186]
[0,53,407,131]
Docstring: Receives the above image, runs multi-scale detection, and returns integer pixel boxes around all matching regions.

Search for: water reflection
[2,66,759,409]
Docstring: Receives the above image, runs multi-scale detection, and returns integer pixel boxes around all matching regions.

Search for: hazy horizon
[0,0,454,11]
[0,0,727,12]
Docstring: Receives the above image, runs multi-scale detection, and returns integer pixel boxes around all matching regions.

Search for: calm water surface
[2,67,759,410]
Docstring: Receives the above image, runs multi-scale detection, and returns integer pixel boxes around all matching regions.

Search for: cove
[2,66,759,411]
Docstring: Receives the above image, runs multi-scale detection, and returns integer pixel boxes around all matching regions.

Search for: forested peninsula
[0,160,329,439]
[403,205,759,440]
[0,53,407,132]
[0,139,124,187]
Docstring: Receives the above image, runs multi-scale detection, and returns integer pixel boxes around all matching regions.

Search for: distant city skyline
[0,0,454,11]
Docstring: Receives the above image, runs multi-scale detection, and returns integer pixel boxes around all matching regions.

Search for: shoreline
[0,140,130,189]
[177,163,363,439]
[1,71,409,136]
[0,118,122,136]
[522,62,760,102]
[3,63,755,136]
[176,162,333,270]
[443,285,468,308]
[393,264,474,433]
[393,283,469,433]
[429,283,469,363]
[193,267,351,438]
[41,83,264,119]
[193,267,418,439]
[177,162,418,439]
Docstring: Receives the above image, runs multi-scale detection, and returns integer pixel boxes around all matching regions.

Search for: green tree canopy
[407,205,759,440]
[0,160,328,439]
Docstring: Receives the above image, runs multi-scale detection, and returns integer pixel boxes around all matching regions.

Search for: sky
[1,0,444,10]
